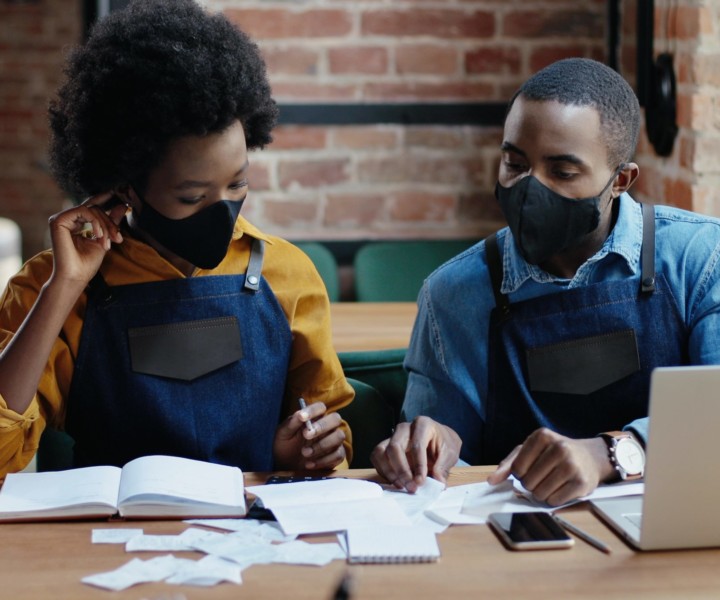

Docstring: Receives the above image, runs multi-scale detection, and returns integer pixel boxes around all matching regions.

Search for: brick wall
[0,0,80,260]
[215,0,607,243]
[1,0,608,259]
[625,0,720,217]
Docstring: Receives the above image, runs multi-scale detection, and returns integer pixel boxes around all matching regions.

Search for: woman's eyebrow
[173,161,250,190]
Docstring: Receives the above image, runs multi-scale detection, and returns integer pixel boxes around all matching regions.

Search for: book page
[0,466,121,518]
[117,455,244,509]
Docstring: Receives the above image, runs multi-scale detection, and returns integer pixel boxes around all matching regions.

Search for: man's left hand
[486,428,616,506]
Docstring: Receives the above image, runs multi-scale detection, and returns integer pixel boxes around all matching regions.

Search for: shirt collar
[500,193,642,293]
[232,214,273,244]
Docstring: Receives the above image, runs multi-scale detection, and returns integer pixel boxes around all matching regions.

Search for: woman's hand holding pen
[273,399,347,470]
[48,191,126,287]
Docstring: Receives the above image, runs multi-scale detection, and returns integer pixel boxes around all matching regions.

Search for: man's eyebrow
[501,142,587,167]
[545,153,586,166]
[501,141,526,156]
[173,161,250,190]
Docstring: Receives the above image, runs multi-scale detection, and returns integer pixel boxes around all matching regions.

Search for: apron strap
[86,272,113,304]
[640,202,656,294]
[485,233,511,316]
[244,238,265,292]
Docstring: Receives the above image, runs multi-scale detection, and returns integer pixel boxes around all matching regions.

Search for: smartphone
[488,512,574,550]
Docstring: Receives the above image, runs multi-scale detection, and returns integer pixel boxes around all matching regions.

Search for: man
[371,58,720,505]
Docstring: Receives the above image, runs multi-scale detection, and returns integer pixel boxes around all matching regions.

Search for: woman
[0,0,353,478]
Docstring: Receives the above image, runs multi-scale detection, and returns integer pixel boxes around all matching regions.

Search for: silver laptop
[592,365,720,550]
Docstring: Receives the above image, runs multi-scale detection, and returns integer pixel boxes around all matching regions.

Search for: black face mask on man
[133,192,245,269]
[494,167,622,265]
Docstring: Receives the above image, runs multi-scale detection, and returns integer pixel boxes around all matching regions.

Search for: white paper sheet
[271,496,412,535]
[382,477,449,532]
[246,478,382,508]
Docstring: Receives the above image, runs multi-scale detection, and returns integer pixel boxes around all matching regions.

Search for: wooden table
[330,302,417,352]
[2,466,720,599]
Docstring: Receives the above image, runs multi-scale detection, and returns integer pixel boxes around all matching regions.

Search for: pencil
[297,397,316,435]
[553,514,612,554]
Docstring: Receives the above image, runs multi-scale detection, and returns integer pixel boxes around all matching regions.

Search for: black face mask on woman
[133,193,245,269]
[494,167,622,265]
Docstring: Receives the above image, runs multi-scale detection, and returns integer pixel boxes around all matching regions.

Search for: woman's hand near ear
[0,192,125,416]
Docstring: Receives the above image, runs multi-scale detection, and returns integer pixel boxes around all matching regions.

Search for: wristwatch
[599,431,645,481]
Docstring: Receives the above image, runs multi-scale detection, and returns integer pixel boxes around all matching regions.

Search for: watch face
[615,438,645,475]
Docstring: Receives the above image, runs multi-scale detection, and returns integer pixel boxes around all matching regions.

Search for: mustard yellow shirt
[0,216,353,478]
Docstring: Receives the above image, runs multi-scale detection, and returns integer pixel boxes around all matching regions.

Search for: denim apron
[482,204,688,464]
[66,238,292,470]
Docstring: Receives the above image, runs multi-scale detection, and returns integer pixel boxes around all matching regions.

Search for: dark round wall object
[645,53,678,157]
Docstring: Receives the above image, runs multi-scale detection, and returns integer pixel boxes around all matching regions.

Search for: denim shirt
[402,194,720,464]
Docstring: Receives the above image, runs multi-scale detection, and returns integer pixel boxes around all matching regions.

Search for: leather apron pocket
[526,329,640,395]
[128,316,242,381]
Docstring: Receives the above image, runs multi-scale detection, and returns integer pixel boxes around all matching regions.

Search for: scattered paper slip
[185,518,296,541]
[82,555,181,591]
[271,540,346,566]
[164,555,242,586]
[125,527,221,552]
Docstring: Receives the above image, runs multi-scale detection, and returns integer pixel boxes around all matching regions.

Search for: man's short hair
[507,58,641,168]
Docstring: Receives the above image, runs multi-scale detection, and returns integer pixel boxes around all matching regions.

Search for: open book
[0,455,246,522]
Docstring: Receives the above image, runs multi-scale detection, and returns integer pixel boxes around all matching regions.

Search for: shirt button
[247,275,259,285]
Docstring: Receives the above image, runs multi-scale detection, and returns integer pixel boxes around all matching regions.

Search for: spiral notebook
[345,525,440,564]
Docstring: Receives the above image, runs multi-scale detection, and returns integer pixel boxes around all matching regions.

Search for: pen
[78,221,96,239]
[297,397,316,435]
[553,514,612,554]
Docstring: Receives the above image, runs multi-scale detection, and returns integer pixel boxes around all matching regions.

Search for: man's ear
[612,162,640,197]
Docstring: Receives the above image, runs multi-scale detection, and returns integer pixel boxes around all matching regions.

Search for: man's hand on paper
[371,416,461,493]
[273,401,346,470]
[487,428,616,507]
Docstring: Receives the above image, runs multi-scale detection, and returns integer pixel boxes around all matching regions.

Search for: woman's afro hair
[49,0,278,200]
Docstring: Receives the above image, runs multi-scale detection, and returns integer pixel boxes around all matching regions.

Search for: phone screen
[488,512,574,550]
